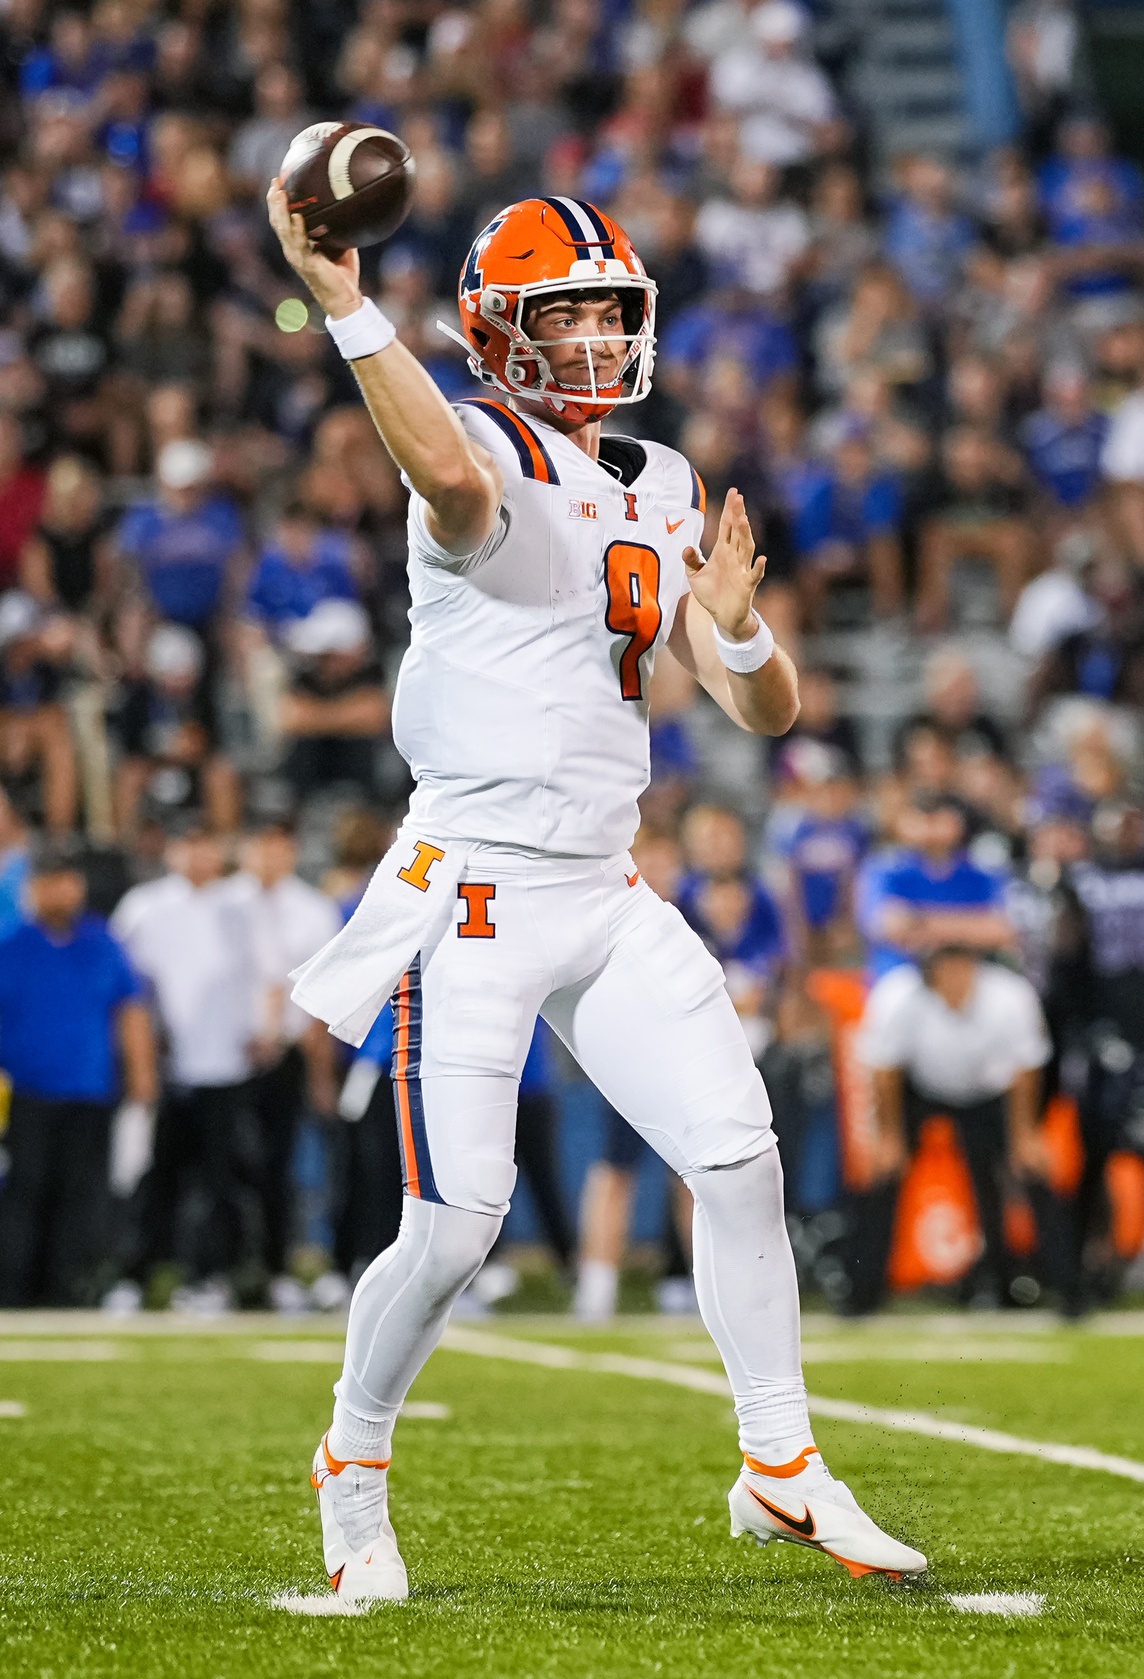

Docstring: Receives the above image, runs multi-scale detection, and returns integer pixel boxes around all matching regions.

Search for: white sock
[334,1196,501,1427]
[686,1142,815,1465]
[327,1397,396,1464]
[575,1259,619,1322]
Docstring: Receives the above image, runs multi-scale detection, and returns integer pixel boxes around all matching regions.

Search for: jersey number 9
[604,542,662,702]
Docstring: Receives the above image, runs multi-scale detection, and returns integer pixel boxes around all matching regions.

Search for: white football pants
[333,844,811,1465]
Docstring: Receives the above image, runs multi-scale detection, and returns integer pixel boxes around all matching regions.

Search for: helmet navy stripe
[541,196,601,254]
[550,195,617,259]
[577,200,616,251]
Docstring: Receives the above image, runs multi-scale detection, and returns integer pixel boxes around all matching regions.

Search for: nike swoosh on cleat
[746,1485,816,1539]
[666,517,685,534]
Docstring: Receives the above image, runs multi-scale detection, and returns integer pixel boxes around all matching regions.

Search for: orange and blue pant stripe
[391,955,442,1203]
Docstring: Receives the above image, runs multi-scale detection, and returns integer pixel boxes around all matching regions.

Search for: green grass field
[1,1311,1143,1679]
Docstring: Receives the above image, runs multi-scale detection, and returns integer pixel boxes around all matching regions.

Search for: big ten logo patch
[568,499,598,521]
[457,882,496,938]
[397,840,446,891]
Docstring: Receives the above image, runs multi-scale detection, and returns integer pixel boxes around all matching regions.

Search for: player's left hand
[683,488,767,641]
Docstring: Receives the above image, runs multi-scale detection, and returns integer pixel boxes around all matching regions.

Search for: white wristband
[325,298,397,361]
[713,611,775,673]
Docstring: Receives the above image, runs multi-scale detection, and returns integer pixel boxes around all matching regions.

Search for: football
[280,121,415,257]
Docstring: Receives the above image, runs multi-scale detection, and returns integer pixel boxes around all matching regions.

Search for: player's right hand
[266,177,363,320]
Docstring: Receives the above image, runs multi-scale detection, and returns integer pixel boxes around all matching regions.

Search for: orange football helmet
[447,196,657,425]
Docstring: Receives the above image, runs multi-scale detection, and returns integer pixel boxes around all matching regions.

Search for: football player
[267,182,927,1599]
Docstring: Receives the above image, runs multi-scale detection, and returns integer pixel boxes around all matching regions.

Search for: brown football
[280,122,415,257]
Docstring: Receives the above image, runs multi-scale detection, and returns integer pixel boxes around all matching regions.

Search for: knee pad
[682,1080,777,1175]
[401,1195,502,1306]
[685,1135,783,1220]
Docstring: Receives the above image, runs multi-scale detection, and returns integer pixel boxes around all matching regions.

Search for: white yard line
[0,1340,121,1360]
[0,1400,25,1417]
[668,1340,1068,1365]
[272,1592,368,1617]
[252,1341,346,1361]
[440,1327,1144,1485]
[946,1592,1045,1616]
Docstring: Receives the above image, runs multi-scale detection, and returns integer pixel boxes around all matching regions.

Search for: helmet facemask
[508,282,655,413]
[448,271,657,419]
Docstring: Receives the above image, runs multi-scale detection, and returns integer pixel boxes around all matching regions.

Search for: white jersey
[392,400,706,856]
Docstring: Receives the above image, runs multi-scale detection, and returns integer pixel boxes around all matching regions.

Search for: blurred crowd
[0,0,1143,1318]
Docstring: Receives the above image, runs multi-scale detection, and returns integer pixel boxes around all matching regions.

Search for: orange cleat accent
[329,1566,345,1592]
[319,1434,392,1477]
[743,1446,821,1480]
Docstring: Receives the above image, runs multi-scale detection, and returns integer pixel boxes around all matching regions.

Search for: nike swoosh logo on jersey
[746,1485,816,1538]
[666,517,686,534]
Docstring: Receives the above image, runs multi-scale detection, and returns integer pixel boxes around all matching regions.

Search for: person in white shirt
[111,824,270,1297]
[695,157,810,301]
[709,2,839,168]
[852,947,1053,1311]
[238,821,343,1306]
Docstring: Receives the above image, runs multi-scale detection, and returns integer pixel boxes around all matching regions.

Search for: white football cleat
[310,1435,409,1602]
[728,1447,927,1580]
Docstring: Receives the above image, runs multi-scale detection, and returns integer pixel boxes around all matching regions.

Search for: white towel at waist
[290,826,470,1046]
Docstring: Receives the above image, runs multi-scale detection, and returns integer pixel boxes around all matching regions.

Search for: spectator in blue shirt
[1020,364,1109,511]
[794,427,905,627]
[95,69,151,173]
[19,11,102,100]
[1040,117,1143,233]
[679,804,786,1057]
[245,502,359,640]
[883,156,974,310]
[0,841,156,1306]
[115,440,243,631]
[858,792,1014,978]
[1040,117,1144,299]
[1049,179,1142,300]
[776,746,869,962]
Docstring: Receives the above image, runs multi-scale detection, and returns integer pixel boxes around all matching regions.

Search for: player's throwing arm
[266,178,503,559]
